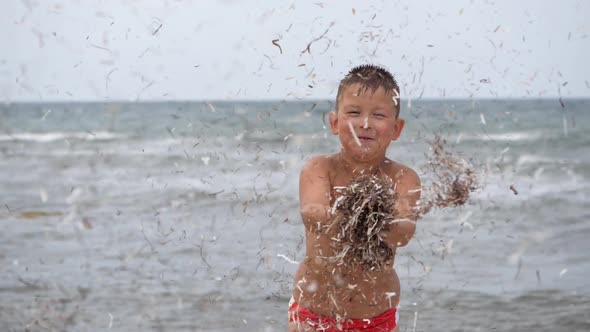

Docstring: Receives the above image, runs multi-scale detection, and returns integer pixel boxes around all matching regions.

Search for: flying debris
[272,39,282,54]
[509,185,518,195]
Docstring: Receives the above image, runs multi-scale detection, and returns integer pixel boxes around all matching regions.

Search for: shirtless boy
[289,65,421,332]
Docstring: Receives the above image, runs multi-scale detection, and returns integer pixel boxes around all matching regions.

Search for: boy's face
[329,83,405,163]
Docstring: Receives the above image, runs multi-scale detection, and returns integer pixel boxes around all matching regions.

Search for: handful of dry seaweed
[330,175,398,270]
[419,135,479,215]
[329,136,479,271]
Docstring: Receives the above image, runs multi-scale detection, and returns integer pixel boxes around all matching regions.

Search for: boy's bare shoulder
[384,159,420,188]
[300,154,337,176]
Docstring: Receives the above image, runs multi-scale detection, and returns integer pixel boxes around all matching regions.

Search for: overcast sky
[1,0,589,101]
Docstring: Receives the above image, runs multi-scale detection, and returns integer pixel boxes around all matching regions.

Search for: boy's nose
[361,116,370,129]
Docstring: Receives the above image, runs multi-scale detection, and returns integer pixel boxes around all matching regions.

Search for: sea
[0,99,589,332]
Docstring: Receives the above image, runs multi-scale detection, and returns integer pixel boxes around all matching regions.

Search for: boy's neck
[337,151,385,176]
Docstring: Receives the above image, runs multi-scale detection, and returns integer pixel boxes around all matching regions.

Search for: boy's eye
[347,110,360,115]
[374,113,385,118]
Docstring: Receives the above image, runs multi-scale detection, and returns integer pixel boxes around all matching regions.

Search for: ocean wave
[515,154,560,166]
[457,131,544,143]
[513,154,585,169]
[0,131,126,142]
[474,170,588,204]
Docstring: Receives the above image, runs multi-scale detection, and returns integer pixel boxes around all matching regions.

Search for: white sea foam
[457,131,544,143]
[484,131,543,142]
[0,131,125,142]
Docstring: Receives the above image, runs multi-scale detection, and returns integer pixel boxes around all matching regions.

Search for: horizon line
[3,96,589,104]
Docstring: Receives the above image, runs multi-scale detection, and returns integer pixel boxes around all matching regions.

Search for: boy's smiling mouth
[347,121,375,146]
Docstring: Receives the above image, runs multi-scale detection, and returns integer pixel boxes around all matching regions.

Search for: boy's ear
[329,111,339,135]
[391,118,405,141]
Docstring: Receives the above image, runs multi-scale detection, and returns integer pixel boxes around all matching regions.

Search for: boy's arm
[299,156,332,229]
[382,167,421,247]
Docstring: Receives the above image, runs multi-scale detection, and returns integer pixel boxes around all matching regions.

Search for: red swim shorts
[289,300,398,331]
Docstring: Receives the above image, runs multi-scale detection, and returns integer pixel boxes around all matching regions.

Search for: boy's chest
[328,167,403,206]
[328,173,355,205]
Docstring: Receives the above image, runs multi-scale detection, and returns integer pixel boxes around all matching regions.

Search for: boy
[289,65,421,332]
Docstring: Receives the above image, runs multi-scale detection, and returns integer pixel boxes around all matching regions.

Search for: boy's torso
[293,154,409,319]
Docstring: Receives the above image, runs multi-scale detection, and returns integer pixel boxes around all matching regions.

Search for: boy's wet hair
[336,64,400,116]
